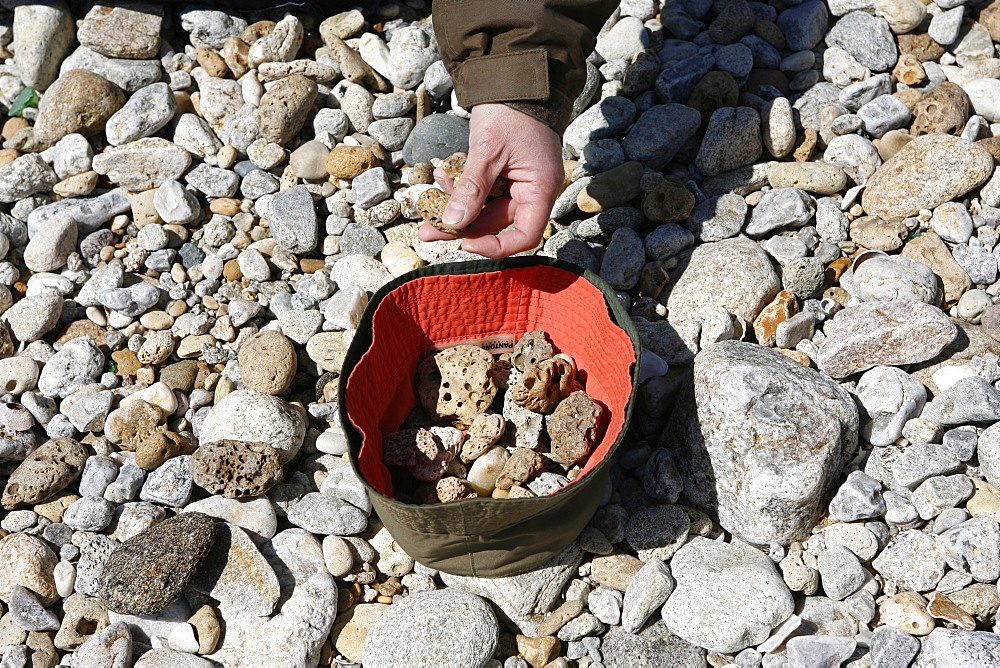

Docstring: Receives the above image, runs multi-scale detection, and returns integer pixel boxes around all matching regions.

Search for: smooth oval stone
[862,134,993,219]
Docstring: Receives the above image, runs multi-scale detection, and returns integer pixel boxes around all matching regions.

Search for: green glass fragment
[8,87,37,117]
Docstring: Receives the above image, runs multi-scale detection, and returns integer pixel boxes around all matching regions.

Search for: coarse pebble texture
[3,3,1000,667]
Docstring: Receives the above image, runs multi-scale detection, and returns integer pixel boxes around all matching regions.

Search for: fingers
[440,143,504,232]
[461,197,549,258]
[417,197,516,244]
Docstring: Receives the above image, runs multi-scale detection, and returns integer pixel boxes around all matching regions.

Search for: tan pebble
[53,171,99,198]
[223,258,243,281]
[1,117,28,140]
[893,87,923,112]
[967,479,1000,522]
[110,349,141,377]
[793,128,817,162]
[242,20,275,43]
[258,75,317,145]
[135,366,156,385]
[591,553,644,591]
[182,91,198,118]
[300,258,326,273]
[166,299,188,317]
[331,603,389,663]
[323,535,354,578]
[516,635,560,668]
[893,54,925,87]
[217,145,238,170]
[221,37,250,79]
[0,148,19,168]
[33,491,80,524]
[214,376,235,403]
[927,591,976,631]
[238,331,297,396]
[536,600,584,637]
[188,604,220,654]
[177,334,217,359]
[880,591,935,636]
[753,290,798,348]
[194,46,228,78]
[415,83,431,121]
[3,438,88,510]
[825,256,851,285]
[131,189,162,227]
[210,197,241,216]
[33,70,125,145]
[776,349,814,367]
[139,310,174,331]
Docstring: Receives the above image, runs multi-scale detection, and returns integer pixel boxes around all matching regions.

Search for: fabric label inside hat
[428,334,517,354]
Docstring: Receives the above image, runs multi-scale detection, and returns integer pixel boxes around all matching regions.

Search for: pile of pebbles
[4,0,1000,666]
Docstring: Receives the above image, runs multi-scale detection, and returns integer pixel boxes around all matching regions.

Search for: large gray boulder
[663,341,859,545]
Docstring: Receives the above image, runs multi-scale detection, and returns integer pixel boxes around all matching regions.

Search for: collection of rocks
[2,0,1000,666]
[385,331,603,504]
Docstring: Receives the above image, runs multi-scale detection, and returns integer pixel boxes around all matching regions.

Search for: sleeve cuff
[451,48,549,107]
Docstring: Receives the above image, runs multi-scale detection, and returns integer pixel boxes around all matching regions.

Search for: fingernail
[442,202,466,228]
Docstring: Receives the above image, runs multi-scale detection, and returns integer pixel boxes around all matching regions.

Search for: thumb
[441,150,503,230]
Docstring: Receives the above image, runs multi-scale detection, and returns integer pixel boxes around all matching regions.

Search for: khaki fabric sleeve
[432,0,618,134]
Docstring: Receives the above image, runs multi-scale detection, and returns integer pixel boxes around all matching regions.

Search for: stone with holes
[417,345,499,428]
[189,439,283,498]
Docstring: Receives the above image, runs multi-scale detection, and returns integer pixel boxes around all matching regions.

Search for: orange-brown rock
[753,290,798,347]
[325,146,378,180]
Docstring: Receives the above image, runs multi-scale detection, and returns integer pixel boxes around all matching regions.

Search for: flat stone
[189,522,280,617]
[817,301,958,378]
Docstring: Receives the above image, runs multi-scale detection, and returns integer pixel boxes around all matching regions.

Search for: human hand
[417,103,564,258]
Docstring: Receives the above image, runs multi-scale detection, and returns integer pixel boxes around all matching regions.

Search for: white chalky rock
[52,133,94,178]
[856,366,927,446]
[152,179,201,225]
[23,214,77,273]
[324,284,368,330]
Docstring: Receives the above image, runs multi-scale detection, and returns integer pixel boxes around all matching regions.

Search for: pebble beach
[3,0,1000,666]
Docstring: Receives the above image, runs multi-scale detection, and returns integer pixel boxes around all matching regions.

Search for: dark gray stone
[603,621,705,667]
[402,113,470,165]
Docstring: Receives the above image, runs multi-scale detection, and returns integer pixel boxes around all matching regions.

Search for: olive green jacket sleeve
[432,0,619,134]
